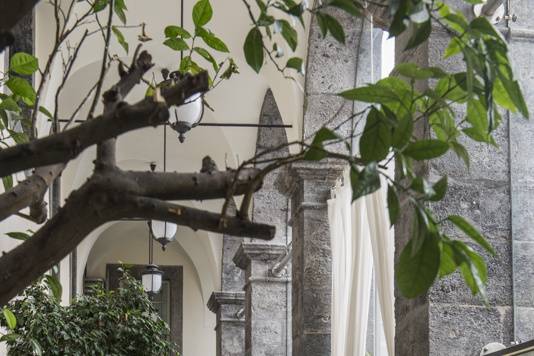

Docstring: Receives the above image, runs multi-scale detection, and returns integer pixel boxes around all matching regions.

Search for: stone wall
[394,1,534,355]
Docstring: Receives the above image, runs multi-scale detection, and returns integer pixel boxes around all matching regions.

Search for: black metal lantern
[170,92,204,143]
[141,264,163,294]
[141,222,164,294]
[149,220,177,250]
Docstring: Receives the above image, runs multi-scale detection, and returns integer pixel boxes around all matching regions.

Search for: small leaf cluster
[162,0,238,88]
[0,271,176,355]
[0,52,41,192]
[243,0,363,75]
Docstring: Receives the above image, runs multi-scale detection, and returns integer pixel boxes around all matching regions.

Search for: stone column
[284,162,343,356]
[508,0,534,342]
[208,292,246,356]
[233,243,290,356]
[394,2,515,355]
[208,199,246,356]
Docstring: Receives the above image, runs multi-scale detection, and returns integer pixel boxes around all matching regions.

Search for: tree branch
[96,48,155,168]
[0,167,274,306]
[0,164,64,223]
[0,71,209,177]
[125,167,260,200]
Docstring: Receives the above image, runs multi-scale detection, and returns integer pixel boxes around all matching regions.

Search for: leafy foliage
[0,271,176,355]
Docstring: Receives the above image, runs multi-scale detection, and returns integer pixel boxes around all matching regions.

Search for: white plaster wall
[86,221,216,356]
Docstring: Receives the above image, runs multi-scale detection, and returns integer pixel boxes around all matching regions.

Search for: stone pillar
[394,3,516,355]
[284,163,343,356]
[208,292,246,356]
[208,200,247,356]
[233,243,290,356]
[508,0,534,342]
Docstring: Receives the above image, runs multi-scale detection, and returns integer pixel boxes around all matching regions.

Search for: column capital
[207,291,245,314]
[280,161,345,197]
[233,242,287,270]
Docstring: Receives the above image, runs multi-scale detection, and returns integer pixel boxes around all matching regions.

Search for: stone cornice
[279,161,345,197]
[233,242,287,270]
[207,291,245,313]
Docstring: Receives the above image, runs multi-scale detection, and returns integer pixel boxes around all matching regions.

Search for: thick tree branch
[0,164,64,223]
[0,71,209,177]
[0,168,274,306]
[96,48,155,167]
[126,167,260,200]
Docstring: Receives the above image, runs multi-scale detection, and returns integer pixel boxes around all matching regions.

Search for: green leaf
[0,333,20,342]
[396,232,440,298]
[316,13,328,37]
[286,57,303,73]
[329,0,361,16]
[323,13,345,44]
[6,77,36,105]
[197,28,229,53]
[164,37,189,51]
[0,97,21,113]
[392,114,413,149]
[164,25,191,39]
[444,37,463,58]
[405,20,431,50]
[439,240,457,277]
[350,163,381,201]
[92,0,109,12]
[387,184,400,226]
[394,63,446,80]
[112,26,129,53]
[39,106,53,119]
[429,175,447,202]
[2,175,13,191]
[5,232,31,241]
[3,307,16,330]
[31,339,43,356]
[453,241,488,299]
[450,141,470,169]
[277,20,298,51]
[45,274,63,301]
[193,47,218,71]
[304,127,337,160]
[244,27,264,73]
[114,0,127,24]
[360,107,391,162]
[10,52,39,75]
[448,215,495,255]
[193,0,213,27]
[403,139,449,160]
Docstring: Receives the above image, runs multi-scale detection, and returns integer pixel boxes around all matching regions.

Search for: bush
[0,270,177,355]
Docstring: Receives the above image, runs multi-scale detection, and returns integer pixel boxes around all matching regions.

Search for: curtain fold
[329,173,395,356]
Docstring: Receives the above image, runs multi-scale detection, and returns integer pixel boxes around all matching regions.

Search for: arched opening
[82,220,217,356]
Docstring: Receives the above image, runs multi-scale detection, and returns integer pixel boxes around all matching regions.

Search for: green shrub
[1,271,177,355]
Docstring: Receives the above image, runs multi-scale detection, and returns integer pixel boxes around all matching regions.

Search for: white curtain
[329,173,395,356]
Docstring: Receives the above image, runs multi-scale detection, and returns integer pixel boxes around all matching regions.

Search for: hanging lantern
[141,264,163,294]
[150,220,177,249]
[170,92,204,143]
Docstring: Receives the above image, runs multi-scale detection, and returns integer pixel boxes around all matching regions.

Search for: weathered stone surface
[429,304,512,356]
[515,307,534,342]
[284,162,343,356]
[208,292,246,356]
[395,11,517,355]
[234,242,291,356]
[430,241,512,307]
[512,242,534,308]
